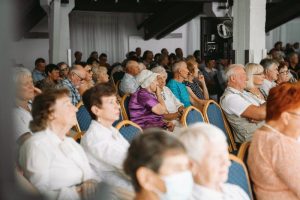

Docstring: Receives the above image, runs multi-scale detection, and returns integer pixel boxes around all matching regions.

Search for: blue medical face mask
[154,170,194,200]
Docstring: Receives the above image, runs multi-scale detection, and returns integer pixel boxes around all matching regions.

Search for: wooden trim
[115,120,142,131]
[229,154,253,200]
[237,141,251,161]
[72,131,83,141]
[203,100,237,152]
[120,93,130,120]
[74,101,84,133]
[181,106,205,127]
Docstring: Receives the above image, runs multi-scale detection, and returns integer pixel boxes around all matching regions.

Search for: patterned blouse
[184,79,205,100]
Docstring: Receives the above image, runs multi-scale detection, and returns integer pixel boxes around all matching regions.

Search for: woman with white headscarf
[129,70,175,132]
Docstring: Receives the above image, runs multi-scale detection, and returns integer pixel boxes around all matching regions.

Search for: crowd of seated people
[12,42,300,200]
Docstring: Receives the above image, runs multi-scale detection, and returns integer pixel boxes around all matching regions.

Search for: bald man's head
[126,60,140,76]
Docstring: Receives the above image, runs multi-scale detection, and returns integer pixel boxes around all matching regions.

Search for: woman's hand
[166,121,175,132]
[198,74,206,85]
[77,179,98,200]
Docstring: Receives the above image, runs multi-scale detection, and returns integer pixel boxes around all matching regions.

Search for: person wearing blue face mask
[123,129,194,200]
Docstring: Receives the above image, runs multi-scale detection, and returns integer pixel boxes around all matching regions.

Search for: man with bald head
[61,65,86,105]
[220,64,266,144]
[119,60,141,96]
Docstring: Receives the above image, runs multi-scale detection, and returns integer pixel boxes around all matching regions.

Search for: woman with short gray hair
[13,67,40,143]
[178,123,250,200]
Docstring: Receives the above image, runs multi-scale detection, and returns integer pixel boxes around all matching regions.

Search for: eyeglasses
[60,67,69,72]
[279,70,289,75]
[72,71,84,81]
[253,72,264,76]
[287,112,300,117]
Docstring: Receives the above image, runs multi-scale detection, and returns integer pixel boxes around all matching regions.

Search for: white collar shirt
[191,183,250,200]
[19,129,96,200]
[260,79,276,96]
[80,120,131,189]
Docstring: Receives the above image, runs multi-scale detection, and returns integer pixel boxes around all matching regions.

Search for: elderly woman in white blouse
[178,123,250,200]
[19,89,98,200]
[13,67,41,144]
[81,83,131,190]
[151,66,185,128]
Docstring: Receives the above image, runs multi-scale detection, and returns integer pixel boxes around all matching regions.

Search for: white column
[233,0,267,64]
[40,0,74,63]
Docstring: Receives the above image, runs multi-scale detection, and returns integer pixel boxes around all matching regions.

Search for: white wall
[11,17,49,70]
[10,12,200,69]
[266,17,300,51]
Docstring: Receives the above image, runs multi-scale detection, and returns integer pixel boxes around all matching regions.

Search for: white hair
[172,61,185,73]
[224,64,244,82]
[13,67,32,86]
[177,123,227,163]
[151,66,167,78]
[92,66,107,82]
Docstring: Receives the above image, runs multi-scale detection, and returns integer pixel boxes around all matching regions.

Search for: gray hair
[245,63,264,89]
[259,58,277,71]
[172,61,185,73]
[177,123,227,163]
[224,64,244,82]
[151,66,168,78]
[92,66,107,83]
[13,67,32,86]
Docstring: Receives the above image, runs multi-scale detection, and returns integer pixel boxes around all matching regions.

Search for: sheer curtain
[70,11,143,64]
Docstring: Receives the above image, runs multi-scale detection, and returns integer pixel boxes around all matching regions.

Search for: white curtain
[69,11,144,64]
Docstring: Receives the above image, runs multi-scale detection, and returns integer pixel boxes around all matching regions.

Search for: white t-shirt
[81,120,131,190]
[19,129,97,200]
[220,87,261,117]
[13,104,32,139]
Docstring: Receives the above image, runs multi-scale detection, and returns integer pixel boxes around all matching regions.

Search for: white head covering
[136,70,159,88]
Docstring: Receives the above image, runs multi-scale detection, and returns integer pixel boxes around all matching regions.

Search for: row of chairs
[76,94,238,153]
[72,100,254,200]
[118,93,238,153]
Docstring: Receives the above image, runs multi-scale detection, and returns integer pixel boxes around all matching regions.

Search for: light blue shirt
[32,69,46,83]
[167,79,191,107]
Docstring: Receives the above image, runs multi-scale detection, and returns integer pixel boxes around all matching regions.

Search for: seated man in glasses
[220,64,266,145]
[61,65,86,105]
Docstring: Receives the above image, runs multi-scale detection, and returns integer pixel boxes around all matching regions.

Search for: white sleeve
[13,110,31,139]
[20,143,80,200]
[220,93,251,117]
[86,133,129,170]
[165,87,183,110]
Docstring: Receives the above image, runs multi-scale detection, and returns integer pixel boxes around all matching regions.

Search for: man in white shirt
[119,60,141,96]
[220,64,266,143]
[260,58,278,96]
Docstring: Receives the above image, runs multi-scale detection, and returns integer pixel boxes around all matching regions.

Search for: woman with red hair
[248,82,300,200]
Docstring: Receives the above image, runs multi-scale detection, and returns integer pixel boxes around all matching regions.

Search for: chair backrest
[237,142,251,165]
[120,93,131,120]
[75,101,92,133]
[181,106,205,127]
[203,100,237,152]
[72,131,83,143]
[227,154,253,200]
[115,120,142,143]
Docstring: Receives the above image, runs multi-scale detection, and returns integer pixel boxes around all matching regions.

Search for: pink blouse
[248,127,300,200]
